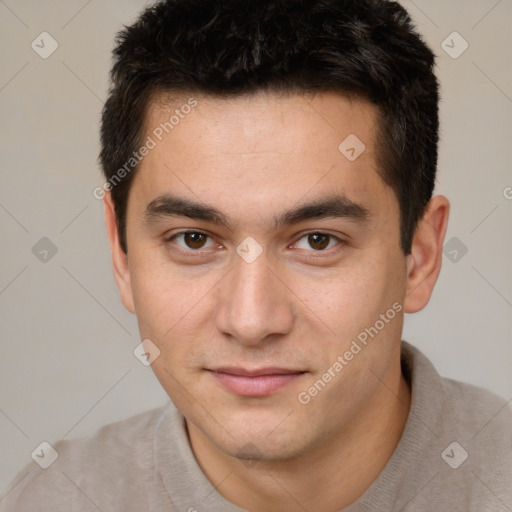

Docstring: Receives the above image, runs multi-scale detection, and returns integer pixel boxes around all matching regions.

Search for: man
[2,0,510,510]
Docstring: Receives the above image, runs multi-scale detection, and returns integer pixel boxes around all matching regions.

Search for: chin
[192,411,314,463]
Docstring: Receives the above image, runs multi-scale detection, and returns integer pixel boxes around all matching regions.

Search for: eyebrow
[143,193,371,229]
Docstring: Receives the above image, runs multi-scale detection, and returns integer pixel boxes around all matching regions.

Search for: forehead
[130,91,395,227]
[144,90,380,156]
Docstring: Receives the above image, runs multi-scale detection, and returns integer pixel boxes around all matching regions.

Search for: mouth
[206,367,307,397]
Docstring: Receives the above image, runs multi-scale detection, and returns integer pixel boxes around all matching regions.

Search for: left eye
[170,231,217,250]
[293,233,340,251]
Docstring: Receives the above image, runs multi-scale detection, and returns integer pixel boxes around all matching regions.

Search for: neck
[187,356,411,512]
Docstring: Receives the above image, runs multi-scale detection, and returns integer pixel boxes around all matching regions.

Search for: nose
[214,252,295,346]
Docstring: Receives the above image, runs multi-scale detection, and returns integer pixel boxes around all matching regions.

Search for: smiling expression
[112,90,410,460]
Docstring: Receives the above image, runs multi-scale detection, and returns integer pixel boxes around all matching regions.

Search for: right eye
[165,231,218,251]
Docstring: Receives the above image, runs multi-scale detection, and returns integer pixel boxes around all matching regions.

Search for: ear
[404,195,450,313]
[103,191,136,314]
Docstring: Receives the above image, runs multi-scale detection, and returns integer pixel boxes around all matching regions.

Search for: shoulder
[0,404,172,511]
[402,340,511,439]
[439,375,512,469]
[436,377,512,507]
[404,342,512,506]
[377,342,512,510]
[441,375,512,434]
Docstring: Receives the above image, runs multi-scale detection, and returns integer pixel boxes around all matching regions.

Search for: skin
[104,91,449,511]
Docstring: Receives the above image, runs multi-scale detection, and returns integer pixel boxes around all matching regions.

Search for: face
[114,91,412,461]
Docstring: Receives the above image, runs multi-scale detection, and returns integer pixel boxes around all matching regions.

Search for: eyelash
[164,230,345,256]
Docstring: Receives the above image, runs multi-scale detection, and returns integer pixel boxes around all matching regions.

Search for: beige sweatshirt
[1,341,511,511]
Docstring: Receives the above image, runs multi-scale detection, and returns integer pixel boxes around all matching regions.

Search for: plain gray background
[0,0,511,493]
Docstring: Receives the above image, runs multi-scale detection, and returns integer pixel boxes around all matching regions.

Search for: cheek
[149,355,207,425]
[293,256,397,340]
[128,257,225,385]
[128,252,215,336]
[129,268,175,338]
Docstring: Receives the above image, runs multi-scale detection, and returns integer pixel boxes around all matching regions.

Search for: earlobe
[403,195,450,314]
[103,192,136,314]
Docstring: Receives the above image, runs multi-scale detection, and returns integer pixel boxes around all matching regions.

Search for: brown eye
[183,232,208,249]
[168,231,216,251]
[293,232,341,252]
[307,233,331,250]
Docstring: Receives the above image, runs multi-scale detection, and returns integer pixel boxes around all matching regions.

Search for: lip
[207,367,306,397]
